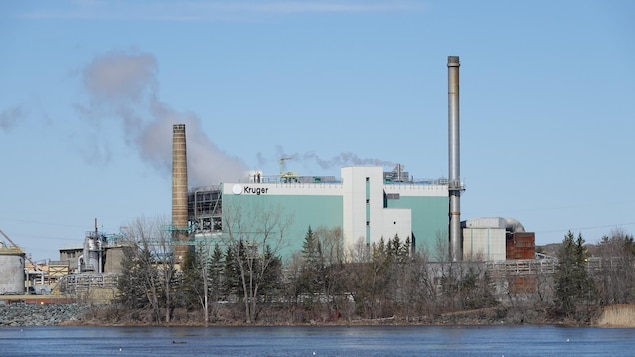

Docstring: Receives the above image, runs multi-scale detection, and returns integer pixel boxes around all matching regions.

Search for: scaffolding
[57,273,118,295]
[188,186,223,234]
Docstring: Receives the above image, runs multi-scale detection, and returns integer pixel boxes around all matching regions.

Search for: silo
[0,247,26,294]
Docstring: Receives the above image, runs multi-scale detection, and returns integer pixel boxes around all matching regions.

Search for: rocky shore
[2,303,632,327]
[0,303,88,327]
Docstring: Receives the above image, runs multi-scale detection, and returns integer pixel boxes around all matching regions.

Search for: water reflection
[1,325,634,357]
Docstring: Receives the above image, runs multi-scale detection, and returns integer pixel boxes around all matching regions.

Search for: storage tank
[0,248,26,294]
[83,231,103,273]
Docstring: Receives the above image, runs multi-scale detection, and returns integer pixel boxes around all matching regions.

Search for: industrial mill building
[174,55,534,262]
[187,165,449,259]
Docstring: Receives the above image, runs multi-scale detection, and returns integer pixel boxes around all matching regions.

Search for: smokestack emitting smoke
[78,50,397,187]
[76,50,249,187]
[448,56,463,262]
[172,124,188,260]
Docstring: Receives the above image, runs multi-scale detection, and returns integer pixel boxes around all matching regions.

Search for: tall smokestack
[172,124,188,261]
[448,56,464,262]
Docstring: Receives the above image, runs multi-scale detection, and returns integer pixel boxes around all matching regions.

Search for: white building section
[463,227,507,261]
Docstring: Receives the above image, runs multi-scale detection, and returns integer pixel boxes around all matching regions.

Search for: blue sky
[1,0,634,261]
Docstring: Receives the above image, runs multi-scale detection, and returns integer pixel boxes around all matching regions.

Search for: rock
[0,303,88,326]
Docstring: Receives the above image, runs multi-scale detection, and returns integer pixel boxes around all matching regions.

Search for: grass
[597,304,635,327]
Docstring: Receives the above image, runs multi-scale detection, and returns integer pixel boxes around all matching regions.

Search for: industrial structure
[172,124,189,261]
[0,221,123,302]
[447,56,465,262]
[0,231,26,295]
[462,217,535,261]
[176,55,534,262]
[188,165,449,257]
[58,221,127,275]
[0,55,538,304]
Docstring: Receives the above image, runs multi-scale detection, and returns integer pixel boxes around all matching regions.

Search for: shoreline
[3,303,634,328]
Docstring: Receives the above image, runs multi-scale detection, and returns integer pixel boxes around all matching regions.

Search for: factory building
[188,165,449,259]
[462,217,535,261]
[181,56,534,262]
[172,55,537,263]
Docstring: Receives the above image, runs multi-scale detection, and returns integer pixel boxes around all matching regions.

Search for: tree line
[113,215,635,325]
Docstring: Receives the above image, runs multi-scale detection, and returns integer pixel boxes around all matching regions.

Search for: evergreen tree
[116,245,149,308]
[301,226,316,260]
[210,243,225,301]
[181,245,202,309]
[223,245,242,298]
[299,226,324,294]
[260,244,283,298]
[554,231,596,320]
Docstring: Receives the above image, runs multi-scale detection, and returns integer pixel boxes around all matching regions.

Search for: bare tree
[182,238,224,325]
[348,237,370,264]
[315,226,345,266]
[434,229,449,262]
[118,216,177,323]
[594,228,635,305]
[282,252,304,322]
[222,203,292,323]
[314,226,347,320]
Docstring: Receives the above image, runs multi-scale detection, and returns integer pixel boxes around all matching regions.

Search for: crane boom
[280,157,292,175]
[0,228,41,271]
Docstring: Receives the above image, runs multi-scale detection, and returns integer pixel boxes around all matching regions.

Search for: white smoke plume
[75,50,248,187]
[269,147,395,171]
[306,151,395,169]
[0,106,23,131]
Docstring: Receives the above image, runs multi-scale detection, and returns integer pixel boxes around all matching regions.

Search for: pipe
[503,218,526,233]
[98,238,102,274]
[448,56,464,262]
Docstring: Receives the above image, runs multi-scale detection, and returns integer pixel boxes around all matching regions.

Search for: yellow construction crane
[280,157,292,175]
[279,157,298,183]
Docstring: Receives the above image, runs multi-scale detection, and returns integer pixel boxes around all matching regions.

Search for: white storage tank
[0,248,25,294]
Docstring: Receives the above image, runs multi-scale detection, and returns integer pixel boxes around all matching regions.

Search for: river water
[1,325,633,356]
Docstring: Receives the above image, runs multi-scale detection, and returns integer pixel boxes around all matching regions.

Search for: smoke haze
[0,106,23,131]
[306,151,395,169]
[75,50,249,187]
[267,147,395,172]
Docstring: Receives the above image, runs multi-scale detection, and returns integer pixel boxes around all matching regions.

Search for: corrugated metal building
[462,217,535,261]
[463,227,507,261]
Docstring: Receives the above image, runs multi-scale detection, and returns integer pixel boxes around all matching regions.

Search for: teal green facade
[385,195,449,257]
[221,186,448,259]
[222,192,343,259]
